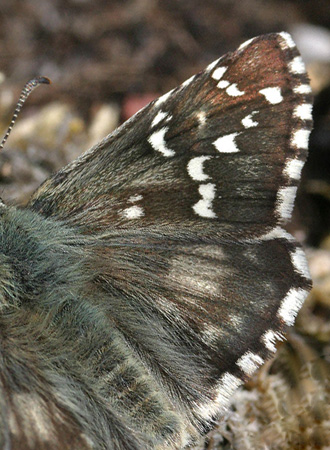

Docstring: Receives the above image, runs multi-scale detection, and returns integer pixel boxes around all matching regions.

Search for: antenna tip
[38,76,52,85]
[0,75,52,151]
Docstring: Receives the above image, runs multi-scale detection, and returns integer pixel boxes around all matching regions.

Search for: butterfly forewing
[29,34,311,239]
[3,33,312,448]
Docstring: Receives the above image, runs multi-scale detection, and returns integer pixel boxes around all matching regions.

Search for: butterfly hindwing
[0,33,312,449]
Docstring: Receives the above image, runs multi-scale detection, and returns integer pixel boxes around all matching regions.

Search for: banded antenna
[0,76,51,150]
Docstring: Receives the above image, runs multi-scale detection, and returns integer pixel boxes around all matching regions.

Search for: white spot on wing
[279,32,296,49]
[259,87,283,104]
[276,186,298,220]
[181,75,195,87]
[121,205,144,219]
[236,351,264,376]
[155,90,173,106]
[216,80,229,89]
[284,159,304,180]
[241,111,258,128]
[293,104,313,121]
[215,373,243,408]
[291,247,311,279]
[148,127,175,157]
[128,194,143,203]
[238,37,254,50]
[289,56,306,74]
[294,84,312,95]
[213,132,240,153]
[196,372,243,421]
[206,58,220,72]
[262,329,284,353]
[226,83,245,97]
[291,129,310,150]
[212,66,227,81]
[187,156,212,181]
[259,226,295,242]
[193,183,216,218]
[197,111,206,127]
[152,111,170,127]
[278,287,309,326]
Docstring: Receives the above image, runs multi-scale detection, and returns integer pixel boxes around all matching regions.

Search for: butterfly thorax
[0,205,89,308]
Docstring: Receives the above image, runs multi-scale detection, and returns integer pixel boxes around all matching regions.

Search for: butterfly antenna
[0,76,51,151]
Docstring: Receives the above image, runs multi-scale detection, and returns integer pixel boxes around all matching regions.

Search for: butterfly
[0,32,313,449]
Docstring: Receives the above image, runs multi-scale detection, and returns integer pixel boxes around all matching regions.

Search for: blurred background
[0,1,329,449]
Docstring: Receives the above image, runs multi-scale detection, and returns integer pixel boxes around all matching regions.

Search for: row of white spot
[200,246,309,368]
[148,55,312,223]
[197,36,312,222]
[120,194,144,219]
[198,227,310,423]
[194,32,312,424]
[258,227,311,327]
[196,286,309,422]
[148,111,175,158]
[198,225,310,348]
[260,225,311,333]
[274,34,312,222]
[186,103,259,218]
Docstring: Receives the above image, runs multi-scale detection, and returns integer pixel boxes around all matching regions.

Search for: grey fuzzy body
[0,206,190,449]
